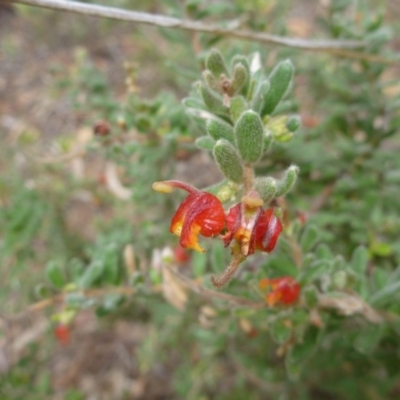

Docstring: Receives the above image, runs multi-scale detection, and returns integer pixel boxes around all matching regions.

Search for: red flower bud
[259,276,300,307]
[223,192,282,256]
[153,180,225,252]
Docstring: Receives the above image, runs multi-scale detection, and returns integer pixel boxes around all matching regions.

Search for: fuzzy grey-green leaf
[195,136,216,150]
[234,110,264,163]
[230,96,247,123]
[198,82,229,116]
[231,55,251,94]
[255,177,277,202]
[206,119,235,144]
[206,49,228,77]
[275,165,299,197]
[213,139,244,183]
[231,63,248,94]
[202,69,220,92]
[46,261,66,289]
[286,115,301,132]
[261,59,294,116]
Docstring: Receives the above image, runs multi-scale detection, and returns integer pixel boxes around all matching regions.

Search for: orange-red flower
[54,324,70,345]
[259,276,300,307]
[152,180,225,252]
[223,191,282,256]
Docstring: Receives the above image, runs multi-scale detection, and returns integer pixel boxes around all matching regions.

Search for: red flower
[259,276,300,307]
[173,245,191,264]
[223,191,282,256]
[153,180,225,252]
[54,324,70,345]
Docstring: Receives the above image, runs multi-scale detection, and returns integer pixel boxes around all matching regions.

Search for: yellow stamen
[241,193,263,208]
[152,181,174,193]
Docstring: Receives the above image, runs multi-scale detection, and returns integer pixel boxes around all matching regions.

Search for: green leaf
[254,177,277,202]
[96,293,124,317]
[103,243,120,285]
[370,279,400,306]
[195,136,216,150]
[261,59,294,116]
[263,130,273,152]
[67,258,85,282]
[231,63,248,94]
[35,283,52,299]
[286,115,301,132]
[66,293,96,309]
[206,118,235,144]
[210,241,227,273]
[270,319,292,343]
[300,225,319,253]
[234,110,264,163]
[275,165,299,197]
[353,325,384,354]
[230,55,251,94]
[202,69,220,92]
[192,251,207,278]
[230,96,247,123]
[46,261,66,289]
[351,246,369,274]
[198,82,229,116]
[205,48,228,77]
[285,326,319,380]
[251,81,269,113]
[298,259,332,285]
[79,260,104,289]
[213,139,244,183]
[303,286,318,308]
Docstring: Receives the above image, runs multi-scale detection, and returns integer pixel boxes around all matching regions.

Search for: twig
[318,293,384,324]
[4,0,366,52]
[165,265,266,309]
[3,286,137,321]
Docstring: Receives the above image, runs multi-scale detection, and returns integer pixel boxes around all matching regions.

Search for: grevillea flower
[54,324,70,345]
[152,180,225,252]
[223,191,282,256]
[259,276,300,307]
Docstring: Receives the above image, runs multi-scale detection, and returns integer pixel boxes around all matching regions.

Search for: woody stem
[211,253,245,289]
[243,164,254,194]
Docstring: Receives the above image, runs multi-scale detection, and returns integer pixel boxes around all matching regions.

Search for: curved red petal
[253,208,282,253]
[173,192,225,252]
[222,203,241,247]
[278,278,300,305]
[170,193,197,237]
[264,276,300,306]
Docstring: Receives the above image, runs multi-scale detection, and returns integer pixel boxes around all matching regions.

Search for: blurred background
[1,1,400,399]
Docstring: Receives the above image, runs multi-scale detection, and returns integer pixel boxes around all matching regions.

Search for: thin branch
[4,0,366,52]
[318,293,384,324]
[165,265,266,309]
